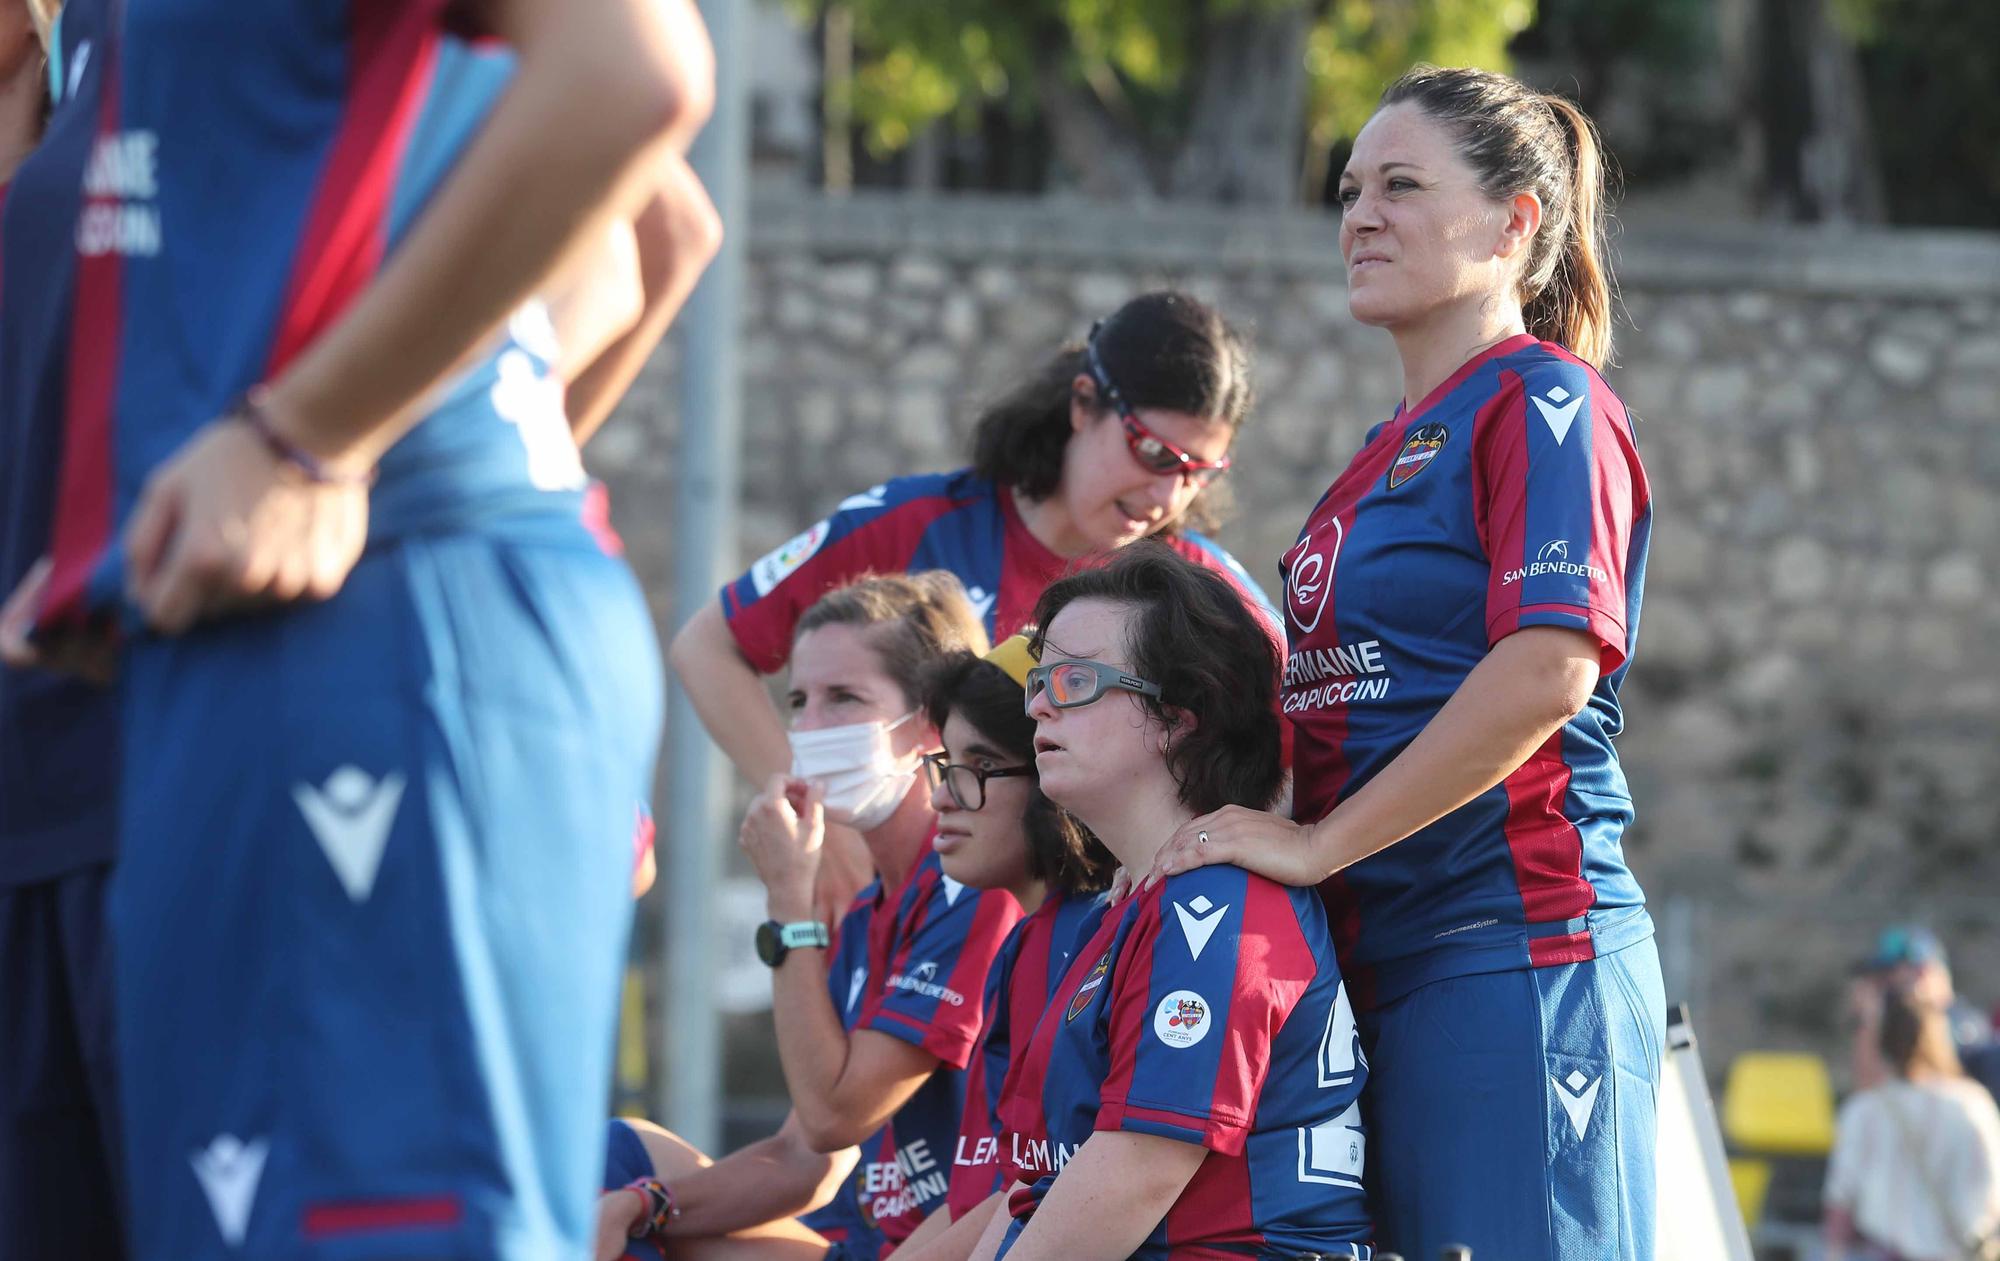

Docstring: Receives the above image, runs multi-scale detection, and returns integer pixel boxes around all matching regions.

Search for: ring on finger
[1197,830,1209,845]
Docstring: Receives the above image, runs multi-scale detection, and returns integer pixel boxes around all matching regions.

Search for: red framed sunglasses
[1086,339,1232,488]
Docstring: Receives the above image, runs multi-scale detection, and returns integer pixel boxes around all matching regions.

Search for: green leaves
[797,0,1535,183]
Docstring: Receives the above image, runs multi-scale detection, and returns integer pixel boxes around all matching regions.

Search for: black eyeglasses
[923,752,1033,811]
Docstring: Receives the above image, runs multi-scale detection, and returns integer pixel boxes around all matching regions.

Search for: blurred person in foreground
[0,2,129,1257]
[1824,983,2000,1261]
[0,1,720,1256]
[1852,927,2000,1107]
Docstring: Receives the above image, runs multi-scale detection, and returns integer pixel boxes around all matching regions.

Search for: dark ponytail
[1379,66,1617,369]
[969,290,1254,531]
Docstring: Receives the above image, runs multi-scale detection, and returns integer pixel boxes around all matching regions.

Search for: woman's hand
[0,556,118,681]
[123,417,369,634]
[1143,805,1320,891]
[812,821,875,930]
[592,1187,645,1261]
[738,774,825,919]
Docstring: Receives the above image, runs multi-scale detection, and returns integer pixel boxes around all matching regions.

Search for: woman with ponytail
[1142,66,1661,1259]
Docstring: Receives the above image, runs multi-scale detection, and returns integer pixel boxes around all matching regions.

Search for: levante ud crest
[1389,423,1448,489]
[1066,951,1111,1021]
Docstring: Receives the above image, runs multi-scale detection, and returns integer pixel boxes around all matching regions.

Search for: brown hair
[794,572,991,709]
[922,652,1117,896]
[1379,65,1616,369]
[969,290,1254,535]
[1028,544,1283,816]
[1880,984,1965,1082]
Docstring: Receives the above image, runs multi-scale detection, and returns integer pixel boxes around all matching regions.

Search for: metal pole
[661,0,747,1154]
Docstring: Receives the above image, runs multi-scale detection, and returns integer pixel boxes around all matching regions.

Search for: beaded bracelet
[624,1176,678,1237]
[231,387,375,487]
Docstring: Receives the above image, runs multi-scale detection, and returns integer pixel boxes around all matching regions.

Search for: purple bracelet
[231,388,374,487]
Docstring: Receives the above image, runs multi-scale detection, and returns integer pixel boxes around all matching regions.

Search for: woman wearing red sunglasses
[671,290,1277,922]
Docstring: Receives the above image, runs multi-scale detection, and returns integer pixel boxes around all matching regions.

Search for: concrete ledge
[749,187,2000,299]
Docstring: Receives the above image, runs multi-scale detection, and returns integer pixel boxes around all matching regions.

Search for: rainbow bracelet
[625,1176,678,1237]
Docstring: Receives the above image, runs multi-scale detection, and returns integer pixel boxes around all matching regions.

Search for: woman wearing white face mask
[595,572,1026,1261]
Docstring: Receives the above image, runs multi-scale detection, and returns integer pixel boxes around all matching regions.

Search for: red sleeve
[858,875,1023,1069]
[1474,355,1643,672]
[719,483,958,674]
[1094,876,1313,1157]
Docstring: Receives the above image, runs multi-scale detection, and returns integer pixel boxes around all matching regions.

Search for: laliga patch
[1066,951,1112,1022]
[750,520,830,596]
[1153,990,1211,1049]
[1387,423,1448,490]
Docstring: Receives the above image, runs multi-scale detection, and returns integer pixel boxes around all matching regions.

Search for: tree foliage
[789,0,1534,202]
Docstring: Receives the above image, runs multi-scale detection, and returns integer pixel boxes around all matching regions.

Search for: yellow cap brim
[982,634,1036,688]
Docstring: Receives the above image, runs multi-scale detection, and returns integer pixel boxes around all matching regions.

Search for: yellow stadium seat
[1720,1052,1836,1156]
[1729,1156,1773,1225]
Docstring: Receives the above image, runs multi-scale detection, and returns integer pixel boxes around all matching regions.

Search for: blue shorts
[113,525,661,1260]
[1357,938,1666,1261]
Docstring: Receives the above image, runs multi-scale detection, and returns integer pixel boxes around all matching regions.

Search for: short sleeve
[859,878,1022,1069]
[1475,357,1644,671]
[720,479,948,674]
[1094,872,1313,1157]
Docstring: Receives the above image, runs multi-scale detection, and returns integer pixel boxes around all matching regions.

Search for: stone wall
[593,190,2000,1085]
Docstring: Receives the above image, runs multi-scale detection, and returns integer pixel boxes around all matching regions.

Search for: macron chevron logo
[1532,386,1585,445]
[940,875,967,906]
[1552,1069,1603,1140]
[190,1134,268,1247]
[1171,895,1230,962]
[293,767,405,903]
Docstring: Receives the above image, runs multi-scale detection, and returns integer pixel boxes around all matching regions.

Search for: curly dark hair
[1027,543,1282,815]
[922,653,1116,896]
[968,290,1253,536]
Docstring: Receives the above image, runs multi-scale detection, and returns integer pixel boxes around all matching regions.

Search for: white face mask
[789,710,922,832]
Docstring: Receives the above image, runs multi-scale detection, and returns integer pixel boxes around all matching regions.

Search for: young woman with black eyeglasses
[885,635,1117,1261]
[670,290,1279,924]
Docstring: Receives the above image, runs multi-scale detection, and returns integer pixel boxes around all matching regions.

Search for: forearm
[894,1193,1002,1261]
[661,1128,849,1239]
[545,219,644,386]
[767,937,859,1142]
[964,1190,1020,1261]
[1000,1134,1203,1261]
[670,603,794,782]
[266,0,695,467]
[1303,627,1597,876]
[566,153,722,444]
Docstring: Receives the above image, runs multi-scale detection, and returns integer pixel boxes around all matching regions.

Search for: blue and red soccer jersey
[720,468,1277,673]
[801,851,1022,1257]
[944,890,1107,1221]
[33,2,587,633]
[0,0,120,882]
[1280,333,1653,1007]
[996,866,1372,1259]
